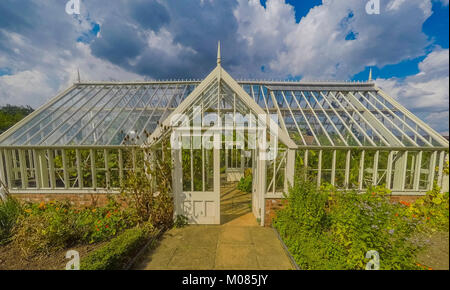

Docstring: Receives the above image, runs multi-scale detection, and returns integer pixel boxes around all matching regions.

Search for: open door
[251,149,261,221]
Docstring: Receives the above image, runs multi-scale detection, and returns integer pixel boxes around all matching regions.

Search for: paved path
[135,185,294,270]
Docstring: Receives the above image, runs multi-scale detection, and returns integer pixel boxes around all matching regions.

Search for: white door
[174,147,220,224]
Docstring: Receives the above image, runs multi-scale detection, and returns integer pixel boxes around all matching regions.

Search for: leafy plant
[12,198,134,256]
[0,196,22,245]
[405,183,449,232]
[237,168,252,193]
[174,215,188,228]
[120,137,174,229]
[326,187,419,269]
[273,180,421,270]
[75,196,134,243]
[8,135,175,258]
[13,201,82,256]
[81,225,155,270]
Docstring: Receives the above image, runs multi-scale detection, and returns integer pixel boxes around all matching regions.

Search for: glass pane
[335,150,347,188]
[182,149,192,191]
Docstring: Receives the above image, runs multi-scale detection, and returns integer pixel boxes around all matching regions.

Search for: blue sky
[0,0,449,133]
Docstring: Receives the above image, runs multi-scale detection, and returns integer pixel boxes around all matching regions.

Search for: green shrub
[406,183,449,232]
[327,187,419,269]
[174,215,188,228]
[120,168,174,228]
[81,225,153,270]
[120,139,174,229]
[75,197,134,244]
[13,201,82,256]
[0,197,22,244]
[13,198,134,256]
[273,182,341,269]
[273,182,420,270]
[237,169,252,193]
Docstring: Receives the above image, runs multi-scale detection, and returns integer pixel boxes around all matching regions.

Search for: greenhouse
[0,46,448,226]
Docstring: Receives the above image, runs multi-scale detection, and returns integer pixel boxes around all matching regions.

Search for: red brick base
[389,195,421,204]
[264,195,423,226]
[12,193,423,224]
[265,198,286,226]
[13,193,111,207]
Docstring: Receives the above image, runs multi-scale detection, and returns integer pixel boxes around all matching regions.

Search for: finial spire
[368,67,372,82]
[217,41,221,66]
[77,67,81,83]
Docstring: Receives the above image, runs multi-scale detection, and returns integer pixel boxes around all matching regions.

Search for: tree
[0,105,34,134]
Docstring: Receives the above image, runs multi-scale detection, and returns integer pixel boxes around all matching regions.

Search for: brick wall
[264,198,286,226]
[11,193,423,224]
[13,193,112,207]
[264,195,423,226]
[389,195,421,204]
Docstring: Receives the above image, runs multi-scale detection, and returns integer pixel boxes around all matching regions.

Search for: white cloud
[0,70,54,108]
[0,42,144,108]
[268,0,431,79]
[234,0,295,52]
[65,43,144,84]
[375,48,449,134]
[232,0,296,77]
[425,111,449,135]
[143,28,197,62]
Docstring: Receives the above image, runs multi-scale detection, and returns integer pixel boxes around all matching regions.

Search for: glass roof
[0,80,448,148]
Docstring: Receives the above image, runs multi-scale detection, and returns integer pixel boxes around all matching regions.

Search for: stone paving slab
[135,185,294,270]
[219,226,253,244]
[215,244,259,269]
[136,213,294,270]
[168,247,216,270]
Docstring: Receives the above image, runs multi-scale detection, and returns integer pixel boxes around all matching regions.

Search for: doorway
[173,135,261,225]
[220,145,255,224]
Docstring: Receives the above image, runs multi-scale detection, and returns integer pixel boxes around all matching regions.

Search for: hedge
[81,226,151,270]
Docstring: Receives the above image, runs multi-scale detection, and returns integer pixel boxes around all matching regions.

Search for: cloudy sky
[0,0,448,134]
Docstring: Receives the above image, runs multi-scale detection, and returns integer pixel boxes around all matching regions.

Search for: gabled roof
[148,62,297,149]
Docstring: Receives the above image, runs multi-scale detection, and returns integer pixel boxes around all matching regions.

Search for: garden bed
[273,181,449,270]
[416,231,449,270]
[0,241,106,270]
[0,136,175,270]
[0,191,171,270]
